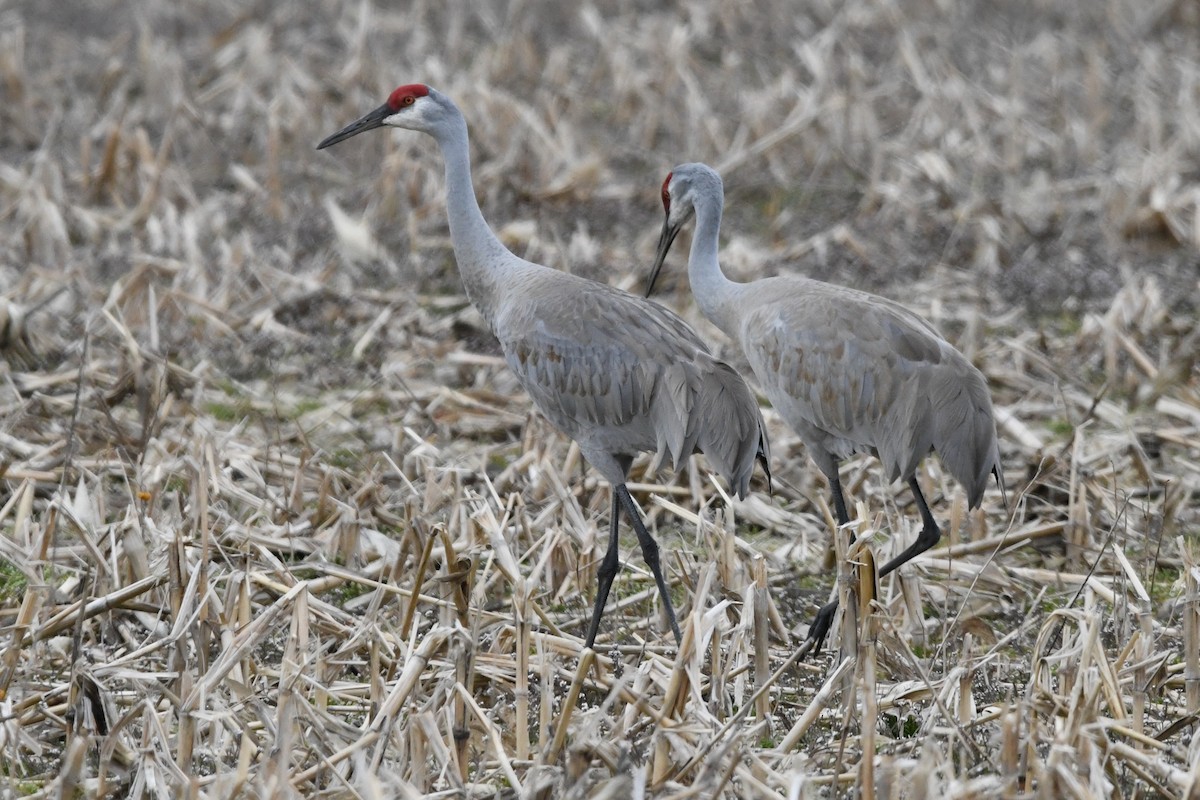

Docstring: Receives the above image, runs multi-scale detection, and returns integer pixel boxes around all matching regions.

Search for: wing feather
[739,277,997,498]
[497,270,767,494]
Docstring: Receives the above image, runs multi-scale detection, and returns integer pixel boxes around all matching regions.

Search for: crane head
[646,164,723,297]
[316,83,436,149]
[646,170,696,297]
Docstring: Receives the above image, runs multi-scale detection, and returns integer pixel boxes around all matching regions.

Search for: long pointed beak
[316,103,392,150]
[645,214,683,298]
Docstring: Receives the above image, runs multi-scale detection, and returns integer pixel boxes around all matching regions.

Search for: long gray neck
[687,193,741,338]
[433,107,509,327]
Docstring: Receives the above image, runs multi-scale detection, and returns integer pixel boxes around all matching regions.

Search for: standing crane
[317,88,770,649]
[646,163,1003,653]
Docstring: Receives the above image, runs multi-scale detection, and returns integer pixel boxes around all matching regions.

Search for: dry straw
[0,0,1197,797]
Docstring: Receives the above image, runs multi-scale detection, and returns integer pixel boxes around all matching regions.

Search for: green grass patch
[327,447,363,470]
[0,559,28,605]
[326,579,373,606]
[1047,418,1074,438]
[1148,565,1181,606]
[291,398,327,417]
[205,399,253,423]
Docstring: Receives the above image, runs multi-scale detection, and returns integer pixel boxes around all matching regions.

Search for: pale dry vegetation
[1,0,1198,797]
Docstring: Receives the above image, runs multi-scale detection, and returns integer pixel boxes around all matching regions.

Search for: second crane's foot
[802,599,839,658]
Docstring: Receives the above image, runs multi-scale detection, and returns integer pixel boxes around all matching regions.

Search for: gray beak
[317,103,392,150]
[646,214,683,298]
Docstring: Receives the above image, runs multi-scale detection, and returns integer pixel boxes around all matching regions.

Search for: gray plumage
[498,273,764,496]
[647,162,1002,653]
[735,279,999,506]
[318,89,769,648]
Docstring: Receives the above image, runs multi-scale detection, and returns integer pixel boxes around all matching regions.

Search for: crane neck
[432,109,508,327]
[687,194,741,337]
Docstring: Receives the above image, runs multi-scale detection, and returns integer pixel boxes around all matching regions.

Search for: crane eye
[402,95,415,106]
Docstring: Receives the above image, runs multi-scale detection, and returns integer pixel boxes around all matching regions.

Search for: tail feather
[757,446,773,495]
[929,368,1001,509]
[694,361,770,498]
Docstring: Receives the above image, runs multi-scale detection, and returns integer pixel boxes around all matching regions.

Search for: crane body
[648,163,1002,652]
[318,89,769,648]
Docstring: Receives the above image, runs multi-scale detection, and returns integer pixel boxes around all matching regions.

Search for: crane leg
[821,467,852,568]
[805,465,852,655]
[616,484,683,645]
[583,493,623,649]
[829,469,852,529]
[805,600,840,655]
[806,476,944,656]
[877,476,942,578]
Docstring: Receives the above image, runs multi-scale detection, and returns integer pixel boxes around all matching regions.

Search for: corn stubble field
[1,0,1198,797]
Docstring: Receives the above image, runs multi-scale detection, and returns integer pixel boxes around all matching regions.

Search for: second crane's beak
[646,214,682,298]
[316,103,392,150]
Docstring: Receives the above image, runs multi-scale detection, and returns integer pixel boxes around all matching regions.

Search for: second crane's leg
[615,484,683,645]
[804,474,944,656]
[877,476,942,578]
[807,466,851,654]
[829,468,852,530]
[583,493,622,649]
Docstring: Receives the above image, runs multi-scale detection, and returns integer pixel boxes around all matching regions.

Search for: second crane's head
[646,163,723,298]
[317,83,452,149]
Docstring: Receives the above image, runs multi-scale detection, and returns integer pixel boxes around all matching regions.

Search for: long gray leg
[616,484,682,645]
[583,492,622,649]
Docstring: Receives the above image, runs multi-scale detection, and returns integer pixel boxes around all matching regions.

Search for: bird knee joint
[640,538,660,563]
[598,553,620,581]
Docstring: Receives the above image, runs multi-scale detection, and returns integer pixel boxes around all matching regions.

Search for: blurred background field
[0,0,1198,796]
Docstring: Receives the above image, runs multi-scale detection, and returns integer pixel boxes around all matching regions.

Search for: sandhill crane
[646,162,1002,653]
[317,88,769,648]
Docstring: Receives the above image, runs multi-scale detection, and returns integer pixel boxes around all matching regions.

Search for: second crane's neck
[434,110,509,328]
[687,194,742,338]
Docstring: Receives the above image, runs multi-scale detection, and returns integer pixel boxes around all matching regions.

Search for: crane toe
[803,599,840,657]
